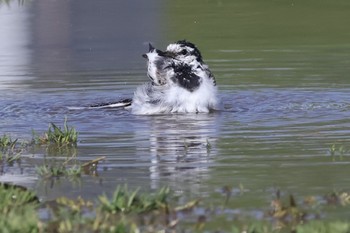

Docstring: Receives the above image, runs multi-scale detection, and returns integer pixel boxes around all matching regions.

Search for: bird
[130,40,217,115]
[83,40,217,115]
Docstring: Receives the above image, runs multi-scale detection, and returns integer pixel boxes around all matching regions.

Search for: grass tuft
[36,164,82,178]
[99,185,170,214]
[0,135,22,163]
[0,183,39,210]
[0,134,17,149]
[34,117,78,146]
[1,184,350,233]
[329,143,349,161]
[0,183,40,233]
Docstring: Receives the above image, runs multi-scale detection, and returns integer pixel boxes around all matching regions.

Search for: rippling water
[1,0,350,220]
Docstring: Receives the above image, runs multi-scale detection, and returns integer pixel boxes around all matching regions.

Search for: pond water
[1,0,350,221]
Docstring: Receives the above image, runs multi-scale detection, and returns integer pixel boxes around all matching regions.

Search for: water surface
[1,0,350,222]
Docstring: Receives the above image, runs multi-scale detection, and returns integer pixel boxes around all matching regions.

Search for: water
[1,0,350,220]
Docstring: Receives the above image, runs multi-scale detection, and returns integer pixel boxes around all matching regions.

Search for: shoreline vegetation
[1,119,350,232]
[1,183,350,233]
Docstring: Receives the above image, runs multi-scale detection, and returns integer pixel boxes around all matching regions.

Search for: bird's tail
[67,98,132,110]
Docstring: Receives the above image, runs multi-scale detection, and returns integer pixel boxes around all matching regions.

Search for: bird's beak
[142,43,175,59]
[148,43,155,52]
[142,43,155,59]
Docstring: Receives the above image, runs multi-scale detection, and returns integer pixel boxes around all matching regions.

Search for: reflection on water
[30,0,164,75]
[0,3,32,90]
[134,114,219,191]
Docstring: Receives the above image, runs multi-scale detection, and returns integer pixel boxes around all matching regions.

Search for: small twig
[81,156,106,168]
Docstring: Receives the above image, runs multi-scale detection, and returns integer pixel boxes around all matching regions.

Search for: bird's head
[142,43,171,86]
[165,40,203,64]
[142,40,214,90]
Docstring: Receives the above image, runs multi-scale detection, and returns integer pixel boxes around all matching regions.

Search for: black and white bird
[131,40,217,114]
[83,40,217,114]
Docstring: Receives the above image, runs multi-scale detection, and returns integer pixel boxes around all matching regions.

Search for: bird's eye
[181,49,187,55]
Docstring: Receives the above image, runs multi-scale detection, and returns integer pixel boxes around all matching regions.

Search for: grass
[36,164,82,178]
[35,155,106,179]
[98,185,170,214]
[31,118,81,178]
[36,154,105,179]
[0,184,350,233]
[2,121,350,232]
[1,119,83,180]
[296,221,350,233]
[1,118,78,164]
[0,183,40,233]
[1,133,350,233]
[2,118,103,180]
[0,184,174,232]
[0,183,39,209]
[0,134,22,163]
[329,143,349,161]
[33,117,78,146]
[0,134,17,149]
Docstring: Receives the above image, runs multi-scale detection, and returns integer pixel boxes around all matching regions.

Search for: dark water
[1,0,350,220]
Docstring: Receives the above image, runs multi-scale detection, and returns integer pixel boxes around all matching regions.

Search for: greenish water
[166,0,350,87]
[1,0,350,227]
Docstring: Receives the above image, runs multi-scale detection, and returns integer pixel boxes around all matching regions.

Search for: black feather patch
[171,63,201,92]
[176,40,203,62]
[89,98,132,108]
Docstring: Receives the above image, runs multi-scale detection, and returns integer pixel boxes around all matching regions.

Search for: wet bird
[83,40,217,114]
[130,40,217,114]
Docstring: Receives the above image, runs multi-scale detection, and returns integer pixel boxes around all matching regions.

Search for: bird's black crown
[176,40,203,62]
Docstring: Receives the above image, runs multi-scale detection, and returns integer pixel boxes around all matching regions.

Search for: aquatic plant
[268,192,308,226]
[329,143,349,161]
[36,164,81,178]
[296,221,350,233]
[0,134,22,163]
[44,186,177,233]
[0,151,21,163]
[325,190,350,206]
[1,183,350,233]
[99,185,170,214]
[56,196,93,213]
[0,134,17,149]
[35,155,106,180]
[0,183,39,210]
[34,118,78,146]
[206,138,212,152]
[0,184,40,233]
[3,131,350,232]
